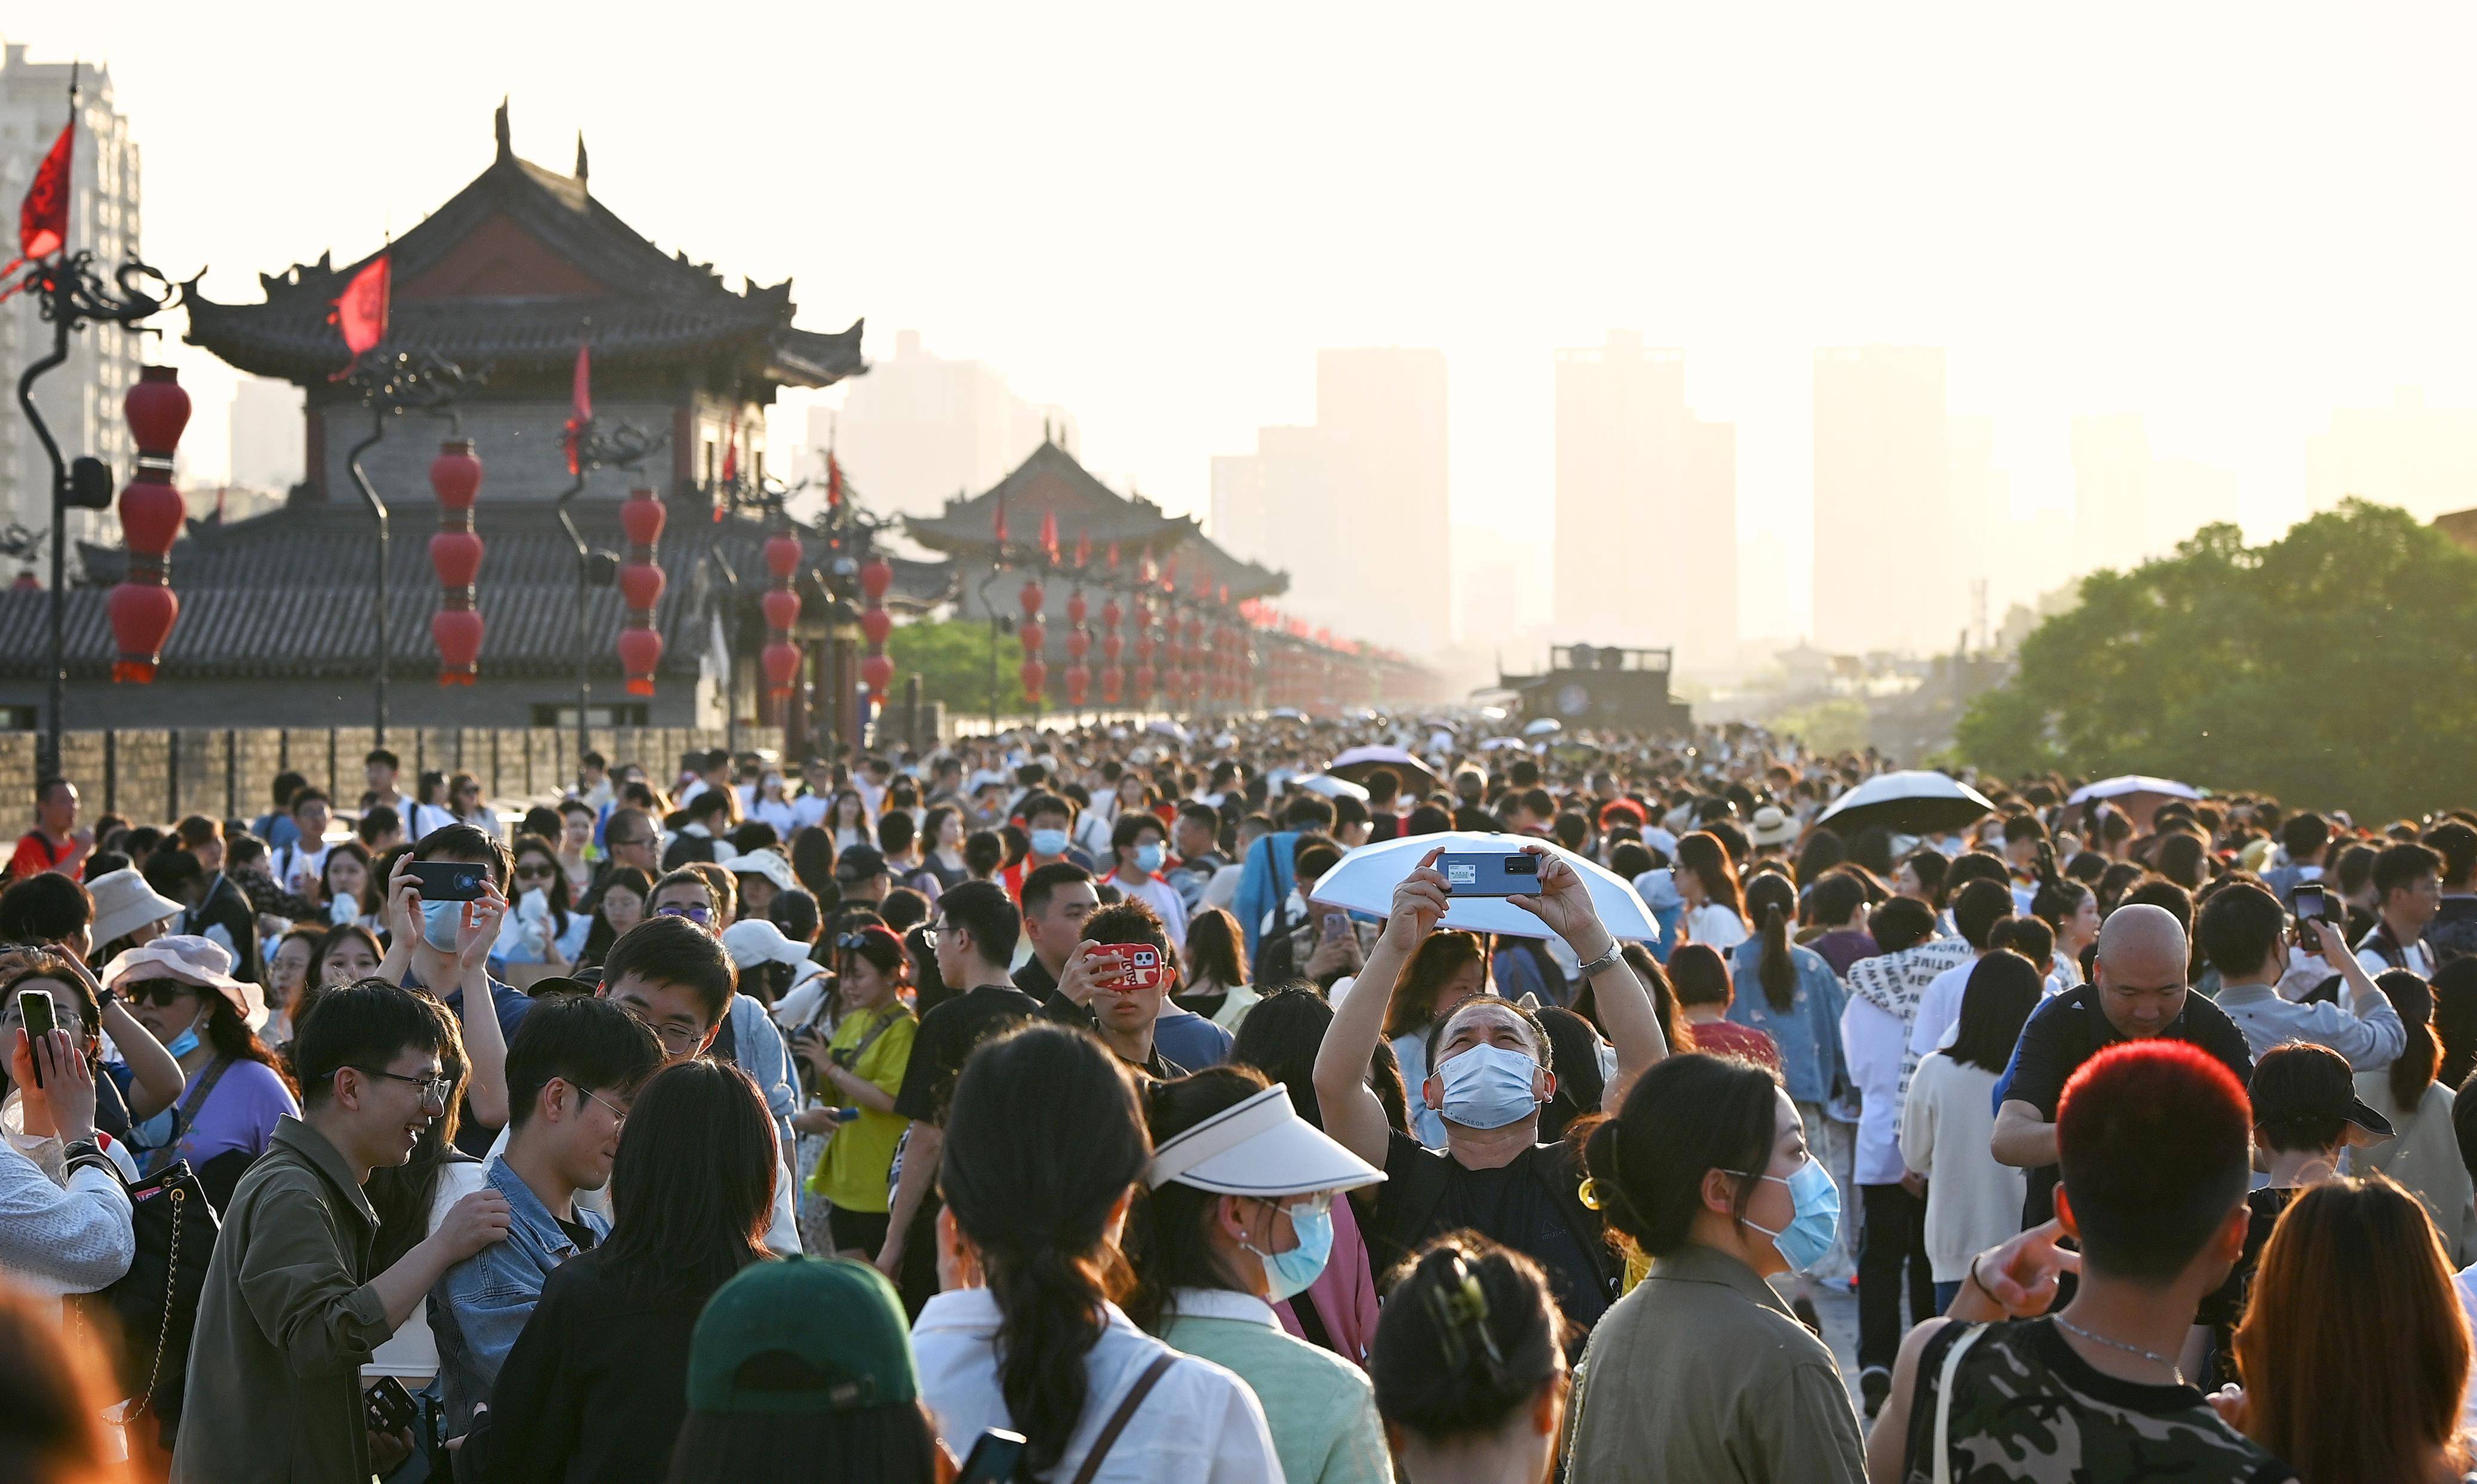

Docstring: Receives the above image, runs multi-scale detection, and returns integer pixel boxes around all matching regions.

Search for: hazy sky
[20,4,2477,641]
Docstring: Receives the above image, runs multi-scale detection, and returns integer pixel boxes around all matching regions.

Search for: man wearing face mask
[375,827,523,1157]
[1315,844,1670,1339]
[999,792,1095,903]
[1105,812,1189,945]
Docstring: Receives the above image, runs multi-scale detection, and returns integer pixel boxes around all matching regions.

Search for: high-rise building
[1551,331,1736,670]
[228,375,303,493]
[1812,346,1951,655]
[1211,348,1446,654]
[2071,413,2152,577]
[809,329,1076,520]
[1,44,142,571]
[2305,388,2477,524]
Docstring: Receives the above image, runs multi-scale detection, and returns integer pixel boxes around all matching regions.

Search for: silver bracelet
[1575,943,1625,978]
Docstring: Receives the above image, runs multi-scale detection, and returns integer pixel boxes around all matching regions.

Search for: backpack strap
[1931,1323,1990,1484]
[1069,1352,1177,1484]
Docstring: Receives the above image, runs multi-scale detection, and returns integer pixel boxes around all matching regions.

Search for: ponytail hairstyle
[940,1025,1149,1478]
[1745,872,1797,1012]
[1370,1233,1565,1446]
[2376,969,2442,1114]
[1123,1065,1272,1332]
[1581,1052,1778,1259]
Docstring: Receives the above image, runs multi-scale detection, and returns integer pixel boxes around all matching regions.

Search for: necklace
[2052,1315,2185,1385]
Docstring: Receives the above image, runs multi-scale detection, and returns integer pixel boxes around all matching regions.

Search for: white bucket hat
[1749,805,1799,848]
[87,867,184,947]
[1146,1084,1385,1198]
[103,935,269,1032]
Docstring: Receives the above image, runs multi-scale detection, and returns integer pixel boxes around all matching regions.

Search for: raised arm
[453,889,511,1130]
[1315,847,1445,1170]
[1506,846,1666,1108]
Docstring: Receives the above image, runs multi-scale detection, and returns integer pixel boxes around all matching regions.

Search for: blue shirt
[432,1154,609,1433]
[1153,1010,1233,1072]
[1725,939,1851,1107]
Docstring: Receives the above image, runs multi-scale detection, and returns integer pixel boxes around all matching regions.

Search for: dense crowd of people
[6,720,2477,1483]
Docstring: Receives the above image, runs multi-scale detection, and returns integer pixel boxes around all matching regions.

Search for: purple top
[171,1058,299,1169]
[1811,929,1883,979]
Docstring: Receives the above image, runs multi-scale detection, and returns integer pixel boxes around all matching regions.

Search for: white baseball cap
[721,918,814,971]
[724,849,797,894]
[1145,1084,1385,1199]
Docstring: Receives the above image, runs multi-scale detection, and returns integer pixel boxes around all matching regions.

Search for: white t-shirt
[1900,1052,2027,1281]
[1683,903,1748,953]
[2358,939,2436,981]
[1114,874,1190,948]
[366,1158,489,1379]
[1908,957,1982,1061]
[790,794,833,833]
[912,1289,1282,1484]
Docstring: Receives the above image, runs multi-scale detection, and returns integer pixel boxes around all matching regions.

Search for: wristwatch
[1574,942,1625,979]
[62,1139,118,1183]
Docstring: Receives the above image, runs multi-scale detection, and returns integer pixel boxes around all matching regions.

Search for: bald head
[2093,903,2190,1038]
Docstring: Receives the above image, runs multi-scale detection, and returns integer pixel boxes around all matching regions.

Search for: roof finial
[575,130,589,188]
[495,97,511,159]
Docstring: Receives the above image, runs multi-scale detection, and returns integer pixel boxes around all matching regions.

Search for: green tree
[1955,502,2477,821]
[886,618,1026,719]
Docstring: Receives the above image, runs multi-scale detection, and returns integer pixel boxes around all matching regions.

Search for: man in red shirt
[10,778,93,881]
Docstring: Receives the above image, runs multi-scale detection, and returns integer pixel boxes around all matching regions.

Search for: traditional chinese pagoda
[0,105,944,748]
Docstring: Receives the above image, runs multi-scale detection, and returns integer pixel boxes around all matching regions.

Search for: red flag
[826,454,843,509]
[994,493,1009,547]
[1039,509,1058,561]
[561,342,592,475]
[326,254,391,377]
[720,413,740,484]
[11,119,71,268]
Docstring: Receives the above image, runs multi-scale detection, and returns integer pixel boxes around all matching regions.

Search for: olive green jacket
[170,1116,397,1484]
[1566,1243,1865,1484]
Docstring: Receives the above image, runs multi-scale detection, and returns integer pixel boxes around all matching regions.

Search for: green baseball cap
[685,1256,919,1415]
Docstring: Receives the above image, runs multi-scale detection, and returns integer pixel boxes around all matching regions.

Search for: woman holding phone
[794,925,917,1261]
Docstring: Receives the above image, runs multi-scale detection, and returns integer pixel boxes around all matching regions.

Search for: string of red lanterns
[109,366,188,684]
[859,556,894,704]
[428,440,484,686]
[760,520,802,709]
[616,487,665,695]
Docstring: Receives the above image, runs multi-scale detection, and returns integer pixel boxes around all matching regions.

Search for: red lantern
[1018,620,1045,658]
[1065,663,1090,707]
[859,607,893,647]
[764,531,802,582]
[1020,657,1048,699]
[1018,579,1044,620]
[761,640,802,696]
[1065,626,1090,661]
[760,523,803,701]
[858,556,895,703]
[1101,667,1124,705]
[861,653,895,695]
[618,487,665,695]
[1067,592,1088,628]
[1101,631,1123,663]
[761,587,800,632]
[860,558,893,601]
[428,440,484,685]
[1134,661,1156,698]
[109,366,189,682]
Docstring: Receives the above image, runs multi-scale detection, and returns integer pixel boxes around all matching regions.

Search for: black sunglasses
[125,981,199,1009]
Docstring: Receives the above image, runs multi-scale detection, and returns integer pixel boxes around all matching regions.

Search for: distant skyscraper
[1211,349,1446,653]
[1,45,142,569]
[2305,388,2477,524]
[2071,413,2152,577]
[228,376,303,493]
[811,329,1076,519]
[1552,332,1736,669]
[1812,346,1951,655]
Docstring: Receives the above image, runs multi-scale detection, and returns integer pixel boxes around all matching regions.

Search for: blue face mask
[1735,1154,1841,1273]
[164,1027,201,1059]
[1242,1199,1333,1303]
[1134,844,1165,874]
[1030,828,1070,858]
[1431,1043,1544,1130]
[420,899,466,953]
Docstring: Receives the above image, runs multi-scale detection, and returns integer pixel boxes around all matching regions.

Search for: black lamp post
[553,419,665,770]
[7,250,191,778]
[339,348,476,746]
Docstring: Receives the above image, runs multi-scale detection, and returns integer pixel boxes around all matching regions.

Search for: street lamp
[339,348,478,746]
[6,249,191,777]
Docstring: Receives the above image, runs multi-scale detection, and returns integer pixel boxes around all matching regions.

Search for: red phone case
[1094,944,1164,990]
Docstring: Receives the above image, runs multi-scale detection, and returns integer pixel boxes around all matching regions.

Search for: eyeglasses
[580,1086,628,1129]
[831,932,879,951]
[354,1067,452,1110]
[648,1023,705,1055]
[656,904,713,924]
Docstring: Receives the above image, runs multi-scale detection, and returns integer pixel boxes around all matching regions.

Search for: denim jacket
[1725,938,1852,1107]
[432,1154,609,1433]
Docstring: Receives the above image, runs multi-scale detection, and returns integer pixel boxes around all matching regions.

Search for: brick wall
[1,724,729,835]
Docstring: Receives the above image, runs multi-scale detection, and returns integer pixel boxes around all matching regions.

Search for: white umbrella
[1815,770,1996,837]
[1145,720,1191,743]
[1290,773,1371,802]
[1269,707,1309,721]
[1480,736,1531,752]
[1328,743,1438,793]
[1523,717,1563,737]
[2068,775,2202,805]
[1310,831,1660,942]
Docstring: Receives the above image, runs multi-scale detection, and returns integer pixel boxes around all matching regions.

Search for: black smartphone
[17,987,56,1089]
[956,1428,1029,1484]
[364,1374,419,1435]
[2293,884,2329,926]
[407,861,488,902]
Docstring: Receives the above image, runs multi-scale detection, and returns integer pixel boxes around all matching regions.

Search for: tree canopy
[886,618,1027,720]
[1955,500,2477,822]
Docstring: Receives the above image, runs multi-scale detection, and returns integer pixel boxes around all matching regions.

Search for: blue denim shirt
[432,1154,609,1433]
[1725,939,1852,1107]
